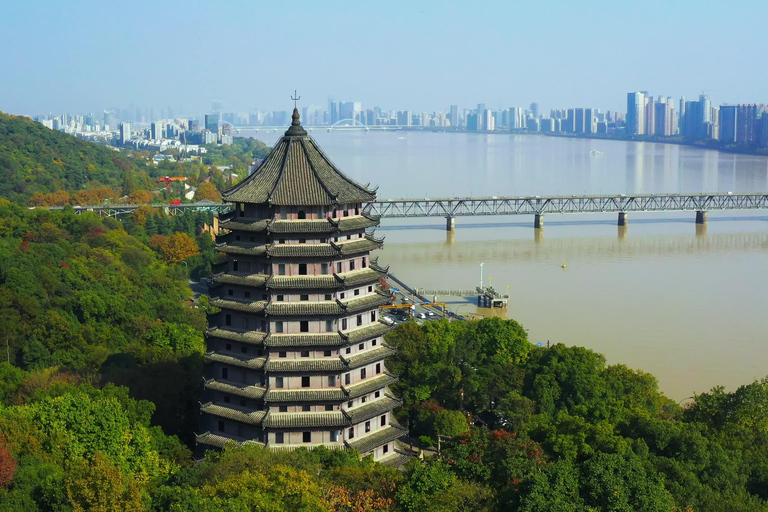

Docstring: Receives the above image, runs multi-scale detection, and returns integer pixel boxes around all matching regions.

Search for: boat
[590,150,603,155]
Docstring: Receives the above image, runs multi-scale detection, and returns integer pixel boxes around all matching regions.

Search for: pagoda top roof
[222,108,377,206]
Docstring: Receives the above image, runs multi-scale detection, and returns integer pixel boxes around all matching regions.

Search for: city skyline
[2,0,767,115]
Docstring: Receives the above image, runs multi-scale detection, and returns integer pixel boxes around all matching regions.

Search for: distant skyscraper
[205,113,220,134]
[151,122,163,140]
[574,108,585,133]
[396,110,412,126]
[530,103,539,119]
[564,108,576,133]
[758,112,768,148]
[736,104,765,144]
[585,108,596,134]
[483,110,495,131]
[119,122,131,144]
[654,101,674,136]
[509,107,525,129]
[719,105,738,143]
[449,105,459,127]
[626,92,646,135]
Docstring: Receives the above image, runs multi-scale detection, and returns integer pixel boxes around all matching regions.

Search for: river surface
[242,128,768,400]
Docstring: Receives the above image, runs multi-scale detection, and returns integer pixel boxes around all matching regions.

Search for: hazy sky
[1,0,766,117]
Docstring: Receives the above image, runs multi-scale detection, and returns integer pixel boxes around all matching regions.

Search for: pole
[480,262,484,289]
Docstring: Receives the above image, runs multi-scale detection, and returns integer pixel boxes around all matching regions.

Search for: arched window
[298,210,306,219]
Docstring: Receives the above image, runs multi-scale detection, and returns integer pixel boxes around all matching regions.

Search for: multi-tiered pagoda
[196,108,407,463]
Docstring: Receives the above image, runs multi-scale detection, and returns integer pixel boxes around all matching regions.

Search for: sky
[1,0,766,117]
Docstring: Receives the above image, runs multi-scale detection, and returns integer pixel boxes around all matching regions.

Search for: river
[242,128,768,400]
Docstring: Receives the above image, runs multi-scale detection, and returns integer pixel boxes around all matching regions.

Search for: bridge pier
[696,211,708,224]
[618,212,628,226]
[534,214,544,229]
[446,216,455,231]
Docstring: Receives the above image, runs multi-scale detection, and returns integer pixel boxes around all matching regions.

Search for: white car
[416,313,426,319]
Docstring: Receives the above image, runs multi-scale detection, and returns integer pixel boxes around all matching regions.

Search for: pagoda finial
[285,90,307,136]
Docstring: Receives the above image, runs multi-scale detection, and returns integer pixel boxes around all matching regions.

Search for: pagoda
[196,107,407,463]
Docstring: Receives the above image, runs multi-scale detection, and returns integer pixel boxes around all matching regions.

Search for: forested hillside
[0,112,269,205]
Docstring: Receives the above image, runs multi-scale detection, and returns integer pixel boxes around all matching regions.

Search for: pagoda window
[301,376,310,388]
[331,430,338,442]
[300,295,309,301]
[355,207,360,215]
[337,263,342,273]
[250,236,255,242]
[333,209,338,218]
[341,319,347,330]
[362,258,367,268]
[381,415,387,426]
[225,314,232,326]
[371,311,376,322]
[347,235,351,241]
[235,235,241,241]
[299,263,307,275]
[345,347,351,355]
[325,320,334,332]
[360,368,367,379]
[357,315,362,327]
[233,260,239,271]
[383,444,389,454]
[376,363,381,374]
[300,321,309,332]
[240,399,246,407]
[275,322,284,333]
[222,368,228,379]
[228,289,233,296]
[275,432,284,444]
[374,391,380,398]
[348,400,353,408]
[344,210,349,217]
[298,210,306,220]
[262,294,268,301]
[218,421,225,432]
[239,203,245,217]
[276,295,284,301]
[324,350,332,357]
[340,292,345,299]
[237,425,244,437]
[279,239,285,244]
[348,427,354,439]
[241,346,248,354]
[321,263,329,274]
[279,351,286,358]
[358,343,364,350]
[279,405,288,412]
[225,343,232,351]
[260,320,266,331]
[224,395,230,403]
[326,405,334,411]
[325,294,332,301]
[275,377,284,388]
[302,405,310,411]
[244,291,251,299]
[301,350,309,357]
[372,339,377,346]
[327,375,336,386]
[278,264,286,275]
[345,373,350,385]
[365,421,371,433]
[350,260,355,270]
[354,289,360,296]
[257,349,263,356]
[368,286,373,292]
[362,396,367,403]
[299,239,306,244]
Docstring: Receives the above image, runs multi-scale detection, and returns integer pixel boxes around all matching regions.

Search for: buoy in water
[561,263,567,269]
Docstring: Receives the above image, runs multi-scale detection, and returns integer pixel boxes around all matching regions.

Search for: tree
[195,182,221,202]
[434,410,469,454]
[148,233,199,264]
[0,437,17,488]
[127,190,152,205]
[65,452,144,512]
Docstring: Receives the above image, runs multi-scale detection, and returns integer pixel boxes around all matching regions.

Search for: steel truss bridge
[362,193,768,218]
[53,193,768,224]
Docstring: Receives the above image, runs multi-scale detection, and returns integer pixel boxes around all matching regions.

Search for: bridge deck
[48,193,768,218]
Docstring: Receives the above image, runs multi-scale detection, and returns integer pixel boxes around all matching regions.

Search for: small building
[197,107,408,464]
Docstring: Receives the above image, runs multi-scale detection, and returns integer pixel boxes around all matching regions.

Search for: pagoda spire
[285,91,307,137]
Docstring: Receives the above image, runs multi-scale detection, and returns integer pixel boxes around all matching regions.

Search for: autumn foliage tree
[195,181,221,202]
[0,437,17,488]
[127,190,153,205]
[148,233,200,264]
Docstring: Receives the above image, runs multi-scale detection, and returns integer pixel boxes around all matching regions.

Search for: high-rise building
[509,107,525,129]
[758,112,768,148]
[483,109,495,131]
[644,97,655,136]
[654,101,674,136]
[396,111,412,126]
[530,103,539,119]
[564,108,576,133]
[626,92,646,135]
[736,104,765,144]
[449,105,459,127]
[151,121,163,140]
[585,108,596,134]
[574,108,585,133]
[198,108,406,463]
[466,112,479,131]
[119,122,131,144]
[719,106,738,143]
[205,114,220,134]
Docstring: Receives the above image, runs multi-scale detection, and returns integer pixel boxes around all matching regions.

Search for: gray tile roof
[214,237,383,260]
[265,388,347,402]
[204,379,267,399]
[205,352,267,370]
[211,267,386,292]
[345,395,401,424]
[219,213,380,236]
[264,333,345,347]
[344,371,399,400]
[263,411,348,428]
[221,134,376,206]
[265,357,346,372]
[346,424,407,455]
[342,345,396,370]
[200,402,267,425]
[209,298,267,313]
[342,321,393,343]
[195,432,265,449]
[206,327,267,345]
